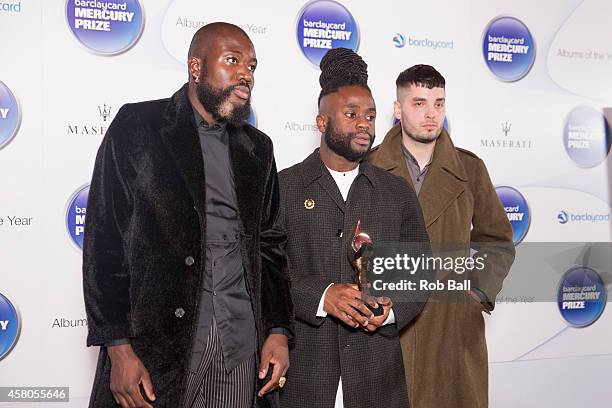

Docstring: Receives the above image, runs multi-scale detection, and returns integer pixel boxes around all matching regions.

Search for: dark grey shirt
[190,111,257,373]
[401,142,432,196]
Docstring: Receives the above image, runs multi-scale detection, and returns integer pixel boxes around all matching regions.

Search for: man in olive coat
[367,65,514,408]
[83,23,292,408]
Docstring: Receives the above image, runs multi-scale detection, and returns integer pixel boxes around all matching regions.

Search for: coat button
[175,308,185,318]
[185,256,195,266]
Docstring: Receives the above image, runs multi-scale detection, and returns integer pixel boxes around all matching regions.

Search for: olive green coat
[367,125,514,408]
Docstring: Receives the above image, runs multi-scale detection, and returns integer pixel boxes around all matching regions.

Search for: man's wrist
[268,327,293,347]
[105,338,131,347]
[268,327,291,339]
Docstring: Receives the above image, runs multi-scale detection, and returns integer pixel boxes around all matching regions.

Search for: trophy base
[366,301,385,317]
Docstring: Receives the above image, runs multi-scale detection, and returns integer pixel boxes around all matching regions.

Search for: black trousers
[184,318,256,408]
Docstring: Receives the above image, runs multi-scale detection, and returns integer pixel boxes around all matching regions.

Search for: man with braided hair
[277,48,430,407]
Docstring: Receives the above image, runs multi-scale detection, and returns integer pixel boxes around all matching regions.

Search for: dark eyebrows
[411,97,445,103]
[344,103,376,111]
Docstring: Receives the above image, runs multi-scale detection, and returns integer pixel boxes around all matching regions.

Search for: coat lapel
[159,84,206,212]
[301,149,346,212]
[372,125,468,228]
[229,125,260,237]
[417,130,468,228]
[370,125,414,189]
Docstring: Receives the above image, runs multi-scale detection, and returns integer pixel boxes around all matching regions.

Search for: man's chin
[218,101,250,126]
[351,142,371,152]
[412,131,440,144]
[346,146,371,161]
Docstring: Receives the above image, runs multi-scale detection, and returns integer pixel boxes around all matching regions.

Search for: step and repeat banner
[1,0,611,406]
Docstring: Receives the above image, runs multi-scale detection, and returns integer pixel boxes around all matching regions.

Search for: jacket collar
[375,124,468,228]
[300,148,377,188]
[300,148,377,213]
[159,84,207,212]
[159,84,258,220]
[374,124,467,182]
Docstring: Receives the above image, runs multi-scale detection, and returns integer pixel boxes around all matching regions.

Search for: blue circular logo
[558,267,607,327]
[65,0,144,55]
[296,0,359,67]
[495,186,530,244]
[393,33,405,48]
[558,210,569,224]
[0,80,21,150]
[66,185,90,250]
[482,16,535,82]
[563,106,611,168]
[0,292,20,361]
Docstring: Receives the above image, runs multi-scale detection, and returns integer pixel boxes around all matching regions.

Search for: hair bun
[319,48,368,89]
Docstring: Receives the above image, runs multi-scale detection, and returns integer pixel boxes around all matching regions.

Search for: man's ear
[393,100,402,121]
[188,57,201,82]
[316,113,328,133]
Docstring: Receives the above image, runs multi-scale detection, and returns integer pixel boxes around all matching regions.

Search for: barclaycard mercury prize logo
[0,80,21,150]
[558,267,606,327]
[0,292,20,361]
[66,184,90,250]
[296,0,359,67]
[482,16,535,82]
[496,186,530,245]
[65,0,144,55]
[563,106,611,168]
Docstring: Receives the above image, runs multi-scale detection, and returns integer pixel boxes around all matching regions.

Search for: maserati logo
[502,121,511,136]
[67,104,114,136]
[98,104,112,122]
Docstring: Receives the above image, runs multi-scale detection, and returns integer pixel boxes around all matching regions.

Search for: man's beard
[324,119,375,162]
[402,122,442,144]
[196,71,251,127]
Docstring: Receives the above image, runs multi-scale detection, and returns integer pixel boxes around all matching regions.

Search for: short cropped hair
[396,64,445,89]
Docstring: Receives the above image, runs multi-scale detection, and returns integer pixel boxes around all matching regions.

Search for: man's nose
[237,64,254,85]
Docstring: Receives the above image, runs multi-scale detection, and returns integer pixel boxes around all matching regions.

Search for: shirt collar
[192,107,227,131]
[401,140,433,171]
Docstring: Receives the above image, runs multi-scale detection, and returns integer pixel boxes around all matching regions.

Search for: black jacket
[278,150,430,408]
[83,84,293,407]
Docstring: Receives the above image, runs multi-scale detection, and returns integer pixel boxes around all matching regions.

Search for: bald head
[188,22,251,60]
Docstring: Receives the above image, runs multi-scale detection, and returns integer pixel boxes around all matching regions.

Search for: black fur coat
[83,84,293,407]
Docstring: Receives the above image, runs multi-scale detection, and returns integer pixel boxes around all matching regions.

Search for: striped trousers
[184,318,256,408]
